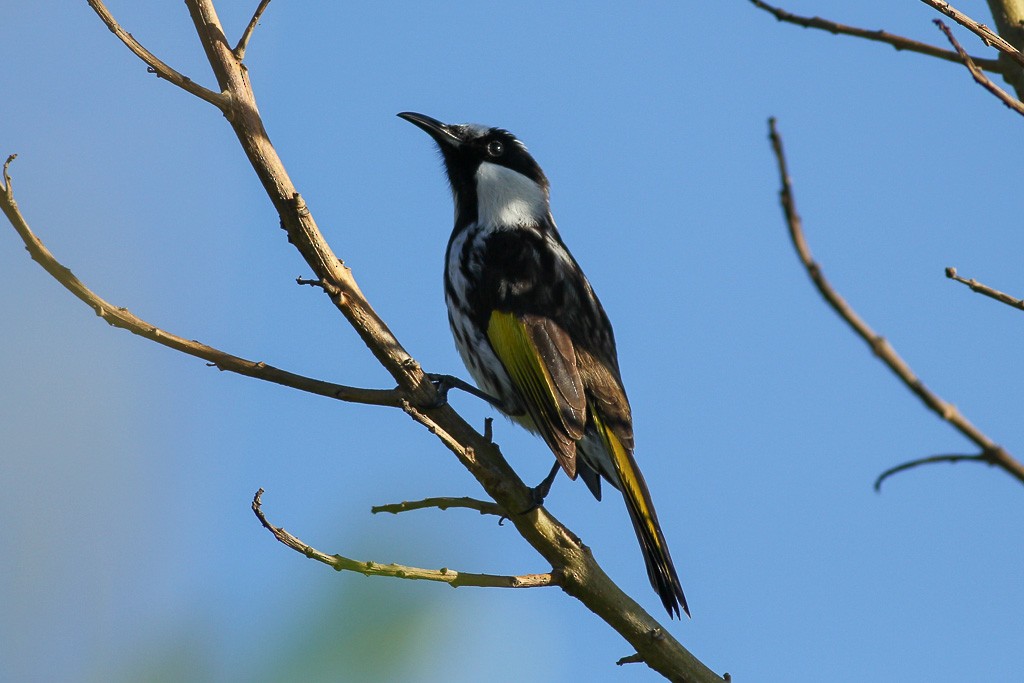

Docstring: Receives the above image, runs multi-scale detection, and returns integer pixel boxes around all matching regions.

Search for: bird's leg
[526,462,562,510]
[426,373,508,411]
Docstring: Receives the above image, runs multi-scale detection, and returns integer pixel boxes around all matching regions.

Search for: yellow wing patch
[487,310,581,474]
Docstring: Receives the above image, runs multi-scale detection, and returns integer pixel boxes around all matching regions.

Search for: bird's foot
[426,373,506,411]
[519,462,562,514]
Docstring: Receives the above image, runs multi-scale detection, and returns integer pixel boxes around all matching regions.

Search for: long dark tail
[590,410,689,618]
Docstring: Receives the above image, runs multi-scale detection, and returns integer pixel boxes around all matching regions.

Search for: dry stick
[919,0,1024,69]
[946,266,1024,311]
[0,156,400,408]
[766,119,1024,489]
[749,0,1004,73]
[252,490,556,588]
[934,19,1024,116]
[874,453,993,491]
[234,0,273,60]
[372,496,506,517]
[80,3,724,680]
[87,0,226,108]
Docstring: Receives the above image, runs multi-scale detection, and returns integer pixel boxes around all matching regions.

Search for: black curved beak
[397,111,463,148]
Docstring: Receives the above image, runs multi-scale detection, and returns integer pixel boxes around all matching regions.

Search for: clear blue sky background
[3,2,1023,681]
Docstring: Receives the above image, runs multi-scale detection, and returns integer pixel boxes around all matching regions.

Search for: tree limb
[372,496,506,518]
[767,118,1024,489]
[749,0,1004,73]
[0,155,400,407]
[933,19,1024,116]
[87,0,227,109]
[919,0,1024,69]
[234,0,273,60]
[252,489,556,588]
[946,266,1024,311]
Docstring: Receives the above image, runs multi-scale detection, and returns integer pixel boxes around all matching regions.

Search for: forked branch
[234,0,273,59]
[919,0,1024,69]
[252,490,557,588]
[767,118,1024,489]
[0,155,400,407]
[749,0,1004,73]
[933,20,1024,116]
[86,0,226,108]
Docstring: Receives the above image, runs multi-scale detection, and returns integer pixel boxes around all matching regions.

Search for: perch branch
[767,118,1024,488]
[372,496,506,517]
[946,266,1024,311]
[62,3,728,679]
[0,155,400,408]
[749,0,1004,73]
[919,0,1024,68]
[934,20,1024,116]
[252,490,556,588]
[87,0,226,109]
[234,0,273,60]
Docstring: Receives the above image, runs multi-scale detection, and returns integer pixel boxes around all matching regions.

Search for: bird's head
[398,112,550,228]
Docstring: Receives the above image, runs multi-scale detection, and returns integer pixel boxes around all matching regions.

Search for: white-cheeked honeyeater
[398,112,688,618]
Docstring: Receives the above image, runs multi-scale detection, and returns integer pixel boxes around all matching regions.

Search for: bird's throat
[473,161,548,229]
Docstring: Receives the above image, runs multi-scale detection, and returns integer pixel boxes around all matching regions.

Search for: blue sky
[3,2,1023,681]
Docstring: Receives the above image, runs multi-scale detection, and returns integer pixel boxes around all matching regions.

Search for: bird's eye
[486,140,504,157]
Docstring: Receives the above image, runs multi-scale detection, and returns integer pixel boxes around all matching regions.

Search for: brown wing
[487,310,586,477]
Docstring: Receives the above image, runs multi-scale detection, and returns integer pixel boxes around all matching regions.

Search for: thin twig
[0,157,401,408]
[295,276,326,289]
[87,0,226,109]
[372,496,506,517]
[252,489,557,588]
[919,0,1024,69]
[749,0,1004,73]
[934,20,1024,116]
[234,0,273,60]
[946,266,1024,311]
[767,117,1024,488]
[874,452,997,490]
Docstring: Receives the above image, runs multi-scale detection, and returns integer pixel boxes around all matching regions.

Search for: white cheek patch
[474,161,547,228]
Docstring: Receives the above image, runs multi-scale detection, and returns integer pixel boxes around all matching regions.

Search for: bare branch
[946,266,1024,311]
[86,0,226,109]
[874,452,997,491]
[374,493,505,516]
[919,0,1024,68]
[234,0,273,60]
[372,496,506,517]
[749,0,1004,73]
[767,118,1024,489]
[934,20,1024,116]
[252,489,557,588]
[179,0,436,404]
[0,159,401,408]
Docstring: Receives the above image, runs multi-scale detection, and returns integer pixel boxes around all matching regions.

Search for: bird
[398,112,688,618]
